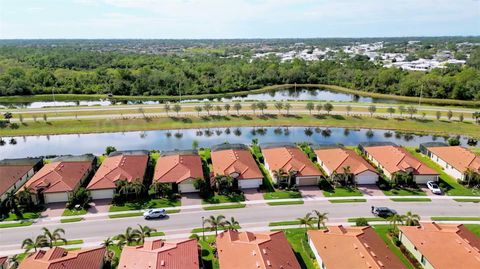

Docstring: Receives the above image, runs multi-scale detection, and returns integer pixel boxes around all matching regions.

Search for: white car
[143,209,167,220]
[426,181,442,195]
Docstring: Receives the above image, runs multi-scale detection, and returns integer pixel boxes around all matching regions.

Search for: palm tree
[22,235,48,252]
[342,166,354,187]
[203,215,226,236]
[4,190,19,212]
[387,214,405,234]
[102,237,114,248]
[115,180,130,197]
[297,213,315,230]
[403,211,420,226]
[464,168,478,187]
[17,187,34,209]
[225,217,240,231]
[115,227,140,247]
[42,227,66,248]
[137,225,157,243]
[287,170,297,187]
[8,254,20,269]
[129,180,145,199]
[312,210,328,229]
[272,169,287,184]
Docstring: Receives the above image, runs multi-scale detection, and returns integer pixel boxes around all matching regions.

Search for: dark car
[372,207,397,217]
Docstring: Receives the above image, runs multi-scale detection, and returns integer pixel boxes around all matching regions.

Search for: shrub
[447,136,460,146]
[189,234,199,240]
[355,218,369,226]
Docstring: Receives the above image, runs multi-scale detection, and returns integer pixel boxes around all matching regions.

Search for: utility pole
[201,216,205,241]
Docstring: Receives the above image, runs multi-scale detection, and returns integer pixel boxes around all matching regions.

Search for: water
[0,88,399,109]
[0,127,467,159]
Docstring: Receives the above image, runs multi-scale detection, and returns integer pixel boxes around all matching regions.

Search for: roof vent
[161,260,165,266]
[256,261,260,268]
[267,260,271,266]
[378,261,384,267]
[262,249,267,254]
[252,250,256,256]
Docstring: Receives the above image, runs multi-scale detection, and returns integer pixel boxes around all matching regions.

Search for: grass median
[267,200,304,206]
[329,198,367,203]
[430,216,480,221]
[0,221,33,229]
[268,220,301,227]
[60,217,83,223]
[203,204,246,211]
[390,198,431,202]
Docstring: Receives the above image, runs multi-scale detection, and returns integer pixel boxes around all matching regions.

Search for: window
[421,255,426,265]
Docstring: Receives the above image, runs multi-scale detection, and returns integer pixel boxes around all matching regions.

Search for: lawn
[347,217,386,222]
[372,225,415,269]
[108,212,143,219]
[323,187,363,197]
[454,199,480,203]
[382,188,426,196]
[109,198,181,212]
[52,239,84,246]
[267,200,304,206]
[430,216,480,221]
[202,194,245,204]
[0,221,33,228]
[282,228,318,269]
[269,220,301,227]
[406,148,479,196]
[150,231,166,237]
[60,217,83,223]
[203,204,246,210]
[198,236,220,269]
[62,208,87,216]
[1,211,41,221]
[329,198,367,203]
[390,198,431,202]
[465,224,480,237]
[263,190,302,200]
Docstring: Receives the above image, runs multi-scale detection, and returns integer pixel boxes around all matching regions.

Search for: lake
[0,126,467,159]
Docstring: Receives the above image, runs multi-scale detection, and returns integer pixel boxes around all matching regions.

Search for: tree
[224,103,231,115]
[407,106,417,119]
[473,112,480,124]
[173,103,182,117]
[8,254,20,269]
[215,105,222,116]
[136,225,157,243]
[447,136,461,146]
[203,215,226,236]
[284,103,292,115]
[129,180,145,199]
[257,101,267,115]
[150,182,171,198]
[387,107,395,117]
[163,103,171,116]
[105,146,117,156]
[315,104,323,115]
[17,187,35,210]
[312,210,328,229]
[43,114,48,122]
[403,211,420,226]
[67,187,92,209]
[225,217,240,231]
[42,227,67,248]
[387,214,405,234]
[233,103,242,115]
[459,113,464,122]
[398,106,406,117]
[297,213,315,230]
[250,103,257,115]
[22,235,48,252]
[306,102,314,115]
[447,110,453,120]
[368,105,376,117]
[436,111,441,120]
[274,102,284,114]
[3,112,12,121]
[4,190,20,215]
[192,140,199,150]
[323,103,333,114]
[102,237,116,269]
[194,106,202,116]
[346,105,352,116]
[115,227,140,247]
[272,169,287,184]
[203,103,213,116]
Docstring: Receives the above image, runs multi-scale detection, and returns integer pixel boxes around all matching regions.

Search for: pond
[0,87,401,109]
[0,126,469,159]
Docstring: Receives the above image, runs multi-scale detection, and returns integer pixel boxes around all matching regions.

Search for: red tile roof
[399,223,480,269]
[0,165,34,196]
[211,149,262,180]
[118,238,199,269]
[262,146,321,177]
[87,154,148,190]
[18,247,105,269]
[216,230,301,269]
[0,256,7,266]
[364,145,438,175]
[154,154,204,184]
[315,148,377,175]
[308,226,405,269]
[427,146,480,173]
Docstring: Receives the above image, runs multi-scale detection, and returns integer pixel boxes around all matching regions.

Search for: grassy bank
[2,113,479,138]
[1,84,478,107]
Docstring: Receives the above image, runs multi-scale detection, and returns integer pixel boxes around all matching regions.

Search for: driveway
[420,185,443,197]
[244,189,264,201]
[41,203,66,218]
[358,185,385,197]
[181,193,202,212]
[87,199,112,214]
[299,186,324,199]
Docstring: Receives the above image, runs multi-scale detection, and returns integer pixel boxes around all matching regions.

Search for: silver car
[143,209,167,220]
[427,181,442,195]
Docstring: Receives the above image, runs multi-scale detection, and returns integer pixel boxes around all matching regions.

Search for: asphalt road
[0,199,478,253]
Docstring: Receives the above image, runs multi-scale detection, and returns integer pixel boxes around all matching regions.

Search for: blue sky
[1,0,479,39]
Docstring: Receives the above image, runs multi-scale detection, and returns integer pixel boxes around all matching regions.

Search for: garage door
[45,192,69,204]
[356,171,378,184]
[414,175,438,184]
[179,183,198,193]
[297,177,318,186]
[239,179,262,189]
[91,189,114,200]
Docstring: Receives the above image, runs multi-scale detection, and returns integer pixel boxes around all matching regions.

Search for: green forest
[0,46,479,100]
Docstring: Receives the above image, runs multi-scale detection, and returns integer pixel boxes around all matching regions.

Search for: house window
[421,255,426,265]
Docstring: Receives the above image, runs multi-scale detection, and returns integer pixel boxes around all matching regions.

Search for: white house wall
[399,232,435,269]
[428,152,464,180]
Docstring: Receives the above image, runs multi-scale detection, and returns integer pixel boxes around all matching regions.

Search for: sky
[0,0,479,39]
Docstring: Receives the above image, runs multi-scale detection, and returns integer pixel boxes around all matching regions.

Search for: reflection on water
[0,126,469,159]
[0,88,400,109]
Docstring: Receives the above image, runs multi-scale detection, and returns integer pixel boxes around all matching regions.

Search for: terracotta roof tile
[399,223,480,269]
[87,154,148,190]
[315,148,377,175]
[0,256,7,266]
[118,238,199,269]
[427,146,480,173]
[0,165,34,196]
[154,154,204,183]
[364,146,437,175]
[18,247,105,269]
[308,226,405,269]
[262,147,321,177]
[211,149,262,180]
[217,230,301,269]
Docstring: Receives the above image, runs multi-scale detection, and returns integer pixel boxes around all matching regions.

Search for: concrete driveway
[244,189,264,201]
[41,203,66,218]
[420,185,443,197]
[87,199,112,214]
[181,193,202,212]
[358,185,385,197]
[299,186,324,199]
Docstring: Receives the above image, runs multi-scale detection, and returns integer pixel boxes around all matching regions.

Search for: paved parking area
[41,203,66,218]
[244,189,264,201]
[358,185,385,197]
[87,199,112,214]
[299,186,324,199]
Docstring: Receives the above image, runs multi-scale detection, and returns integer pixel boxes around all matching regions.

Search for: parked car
[143,209,167,220]
[372,207,397,218]
[426,181,442,195]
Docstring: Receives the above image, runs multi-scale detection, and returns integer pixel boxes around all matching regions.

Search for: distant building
[399,223,480,269]
[216,230,301,269]
[87,151,149,200]
[18,247,105,269]
[308,226,405,269]
[0,158,43,202]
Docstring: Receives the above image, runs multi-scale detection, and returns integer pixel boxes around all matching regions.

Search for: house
[0,158,43,202]
[21,155,95,204]
[211,144,263,189]
[18,246,105,269]
[87,151,149,200]
[359,143,438,183]
[261,143,321,186]
[216,230,301,269]
[420,143,480,181]
[314,146,378,184]
[308,226,405,269]
[0,256,7,269]
[153,150,204,193]
[399,223,480,269]
[118,238,199,269]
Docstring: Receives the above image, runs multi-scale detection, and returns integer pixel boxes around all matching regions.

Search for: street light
[201,216,205,241]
